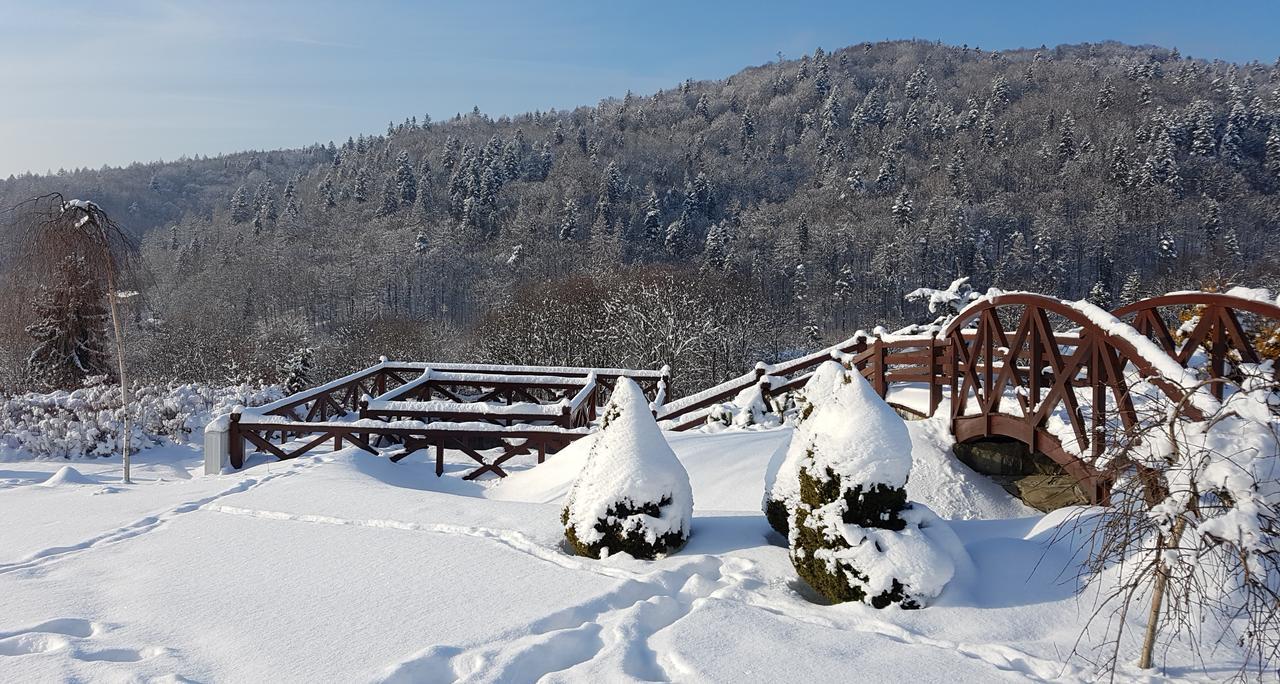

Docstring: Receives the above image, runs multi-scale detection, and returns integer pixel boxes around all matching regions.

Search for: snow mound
[906,416,1037,520]
[562,378,693,559]
[39,465,96,487]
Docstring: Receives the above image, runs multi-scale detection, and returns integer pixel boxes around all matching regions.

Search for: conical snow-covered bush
[787,365,955,608]
[763,360,846,535]
[562,378,693,560]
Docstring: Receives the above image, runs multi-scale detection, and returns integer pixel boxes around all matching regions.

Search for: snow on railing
[244,359,392,416]
[364,399,564,416]
[655,333,880,420]
[379,361,666,379]
[568,372,598,413]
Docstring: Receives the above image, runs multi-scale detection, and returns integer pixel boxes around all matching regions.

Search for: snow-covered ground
[0,418,1241,682]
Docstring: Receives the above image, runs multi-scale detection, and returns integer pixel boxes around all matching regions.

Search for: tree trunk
[1139,516,1187,669]
[103,250,132,485]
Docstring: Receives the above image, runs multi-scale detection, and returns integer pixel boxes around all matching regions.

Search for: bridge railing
[656,333,951,430]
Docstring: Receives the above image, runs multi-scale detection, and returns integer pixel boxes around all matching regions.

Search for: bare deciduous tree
[6,193,141,482]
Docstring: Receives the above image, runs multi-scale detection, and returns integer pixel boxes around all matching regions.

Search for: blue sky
[1,0,1277,176]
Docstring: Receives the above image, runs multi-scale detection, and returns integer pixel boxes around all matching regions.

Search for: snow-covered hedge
[763,361,845,535]
[0,377,282,460]
[562,378,693,560]
[786,364,955,608]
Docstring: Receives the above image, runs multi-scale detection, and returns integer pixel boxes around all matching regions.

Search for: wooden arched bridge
[209,291,1280,499]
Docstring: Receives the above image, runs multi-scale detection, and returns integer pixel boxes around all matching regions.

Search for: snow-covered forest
[2,39,1280,393]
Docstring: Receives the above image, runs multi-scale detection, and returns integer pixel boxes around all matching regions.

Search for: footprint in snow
[0,617,170,665]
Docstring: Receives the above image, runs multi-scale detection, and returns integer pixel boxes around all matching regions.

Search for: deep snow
[0,419,1245,682]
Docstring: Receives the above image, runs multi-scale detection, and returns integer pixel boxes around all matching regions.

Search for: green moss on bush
[562,495,688,560]
[789,465,920,608]
[764,497,791,536]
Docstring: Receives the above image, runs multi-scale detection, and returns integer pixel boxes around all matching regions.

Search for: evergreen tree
[1267,129,1280,179]
[1086,280,1113,310]
[1095,77,1115,112]
[642,190,663,245]
[596,161,623,224]
[318,173,337,209]
[1056,110,1077,169]
[1119,270,1145,306]
[280,346,314,395]
[1200,197,1221,249]
[353,167,371,203]
[694,93,711,121]
[665,214,693,256]
[1143,129,1179,188]
[377,174,399,216]
[229,185,252,224]
[891,190,913,228]
[739,107,756,148]
[1220,102,1246,162]
[395,151,417,206]
[25,256,113,389]
[557,197,579,241]
[1189,101,1217,156]
[702,222,731,271]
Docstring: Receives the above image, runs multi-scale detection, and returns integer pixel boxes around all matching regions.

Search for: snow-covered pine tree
[353,167,370,203]
[1095,77,1115,113]
[26,255,114,389]
[395,151,417,207]
[1086,280,1113,310]
[1119,270,1145,306]
[787,363,958,608]
[562,378,693,560]
[1266,129,1280,180]
[377,174,399,216]
[1057,110,1077,170]
[557,197,579,241]
[318,173,337,209]
[229,185,253,224]
[891,190,913,228]
[1189,101,1216,156]
[642,190,663,246]
[279,346,314,395]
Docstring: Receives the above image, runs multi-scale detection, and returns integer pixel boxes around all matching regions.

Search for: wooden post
[853,337,868,372]
[229,411,244,470]
[435,442,444,477]
[873,337,887,398]
[928,337,941,416]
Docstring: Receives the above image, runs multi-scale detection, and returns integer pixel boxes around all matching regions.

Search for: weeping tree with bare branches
[1073,369,1280,680]
[5,194,141,483]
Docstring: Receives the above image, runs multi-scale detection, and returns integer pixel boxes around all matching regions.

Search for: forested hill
[3,39,1280,392]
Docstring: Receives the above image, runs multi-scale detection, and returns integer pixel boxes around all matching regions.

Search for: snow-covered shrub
[706,383,779,431]
[0,377,281,460]
[786,365,954,608]
[763,361,845,535]
[1081,364,1280,673]
[562,377,693,560]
